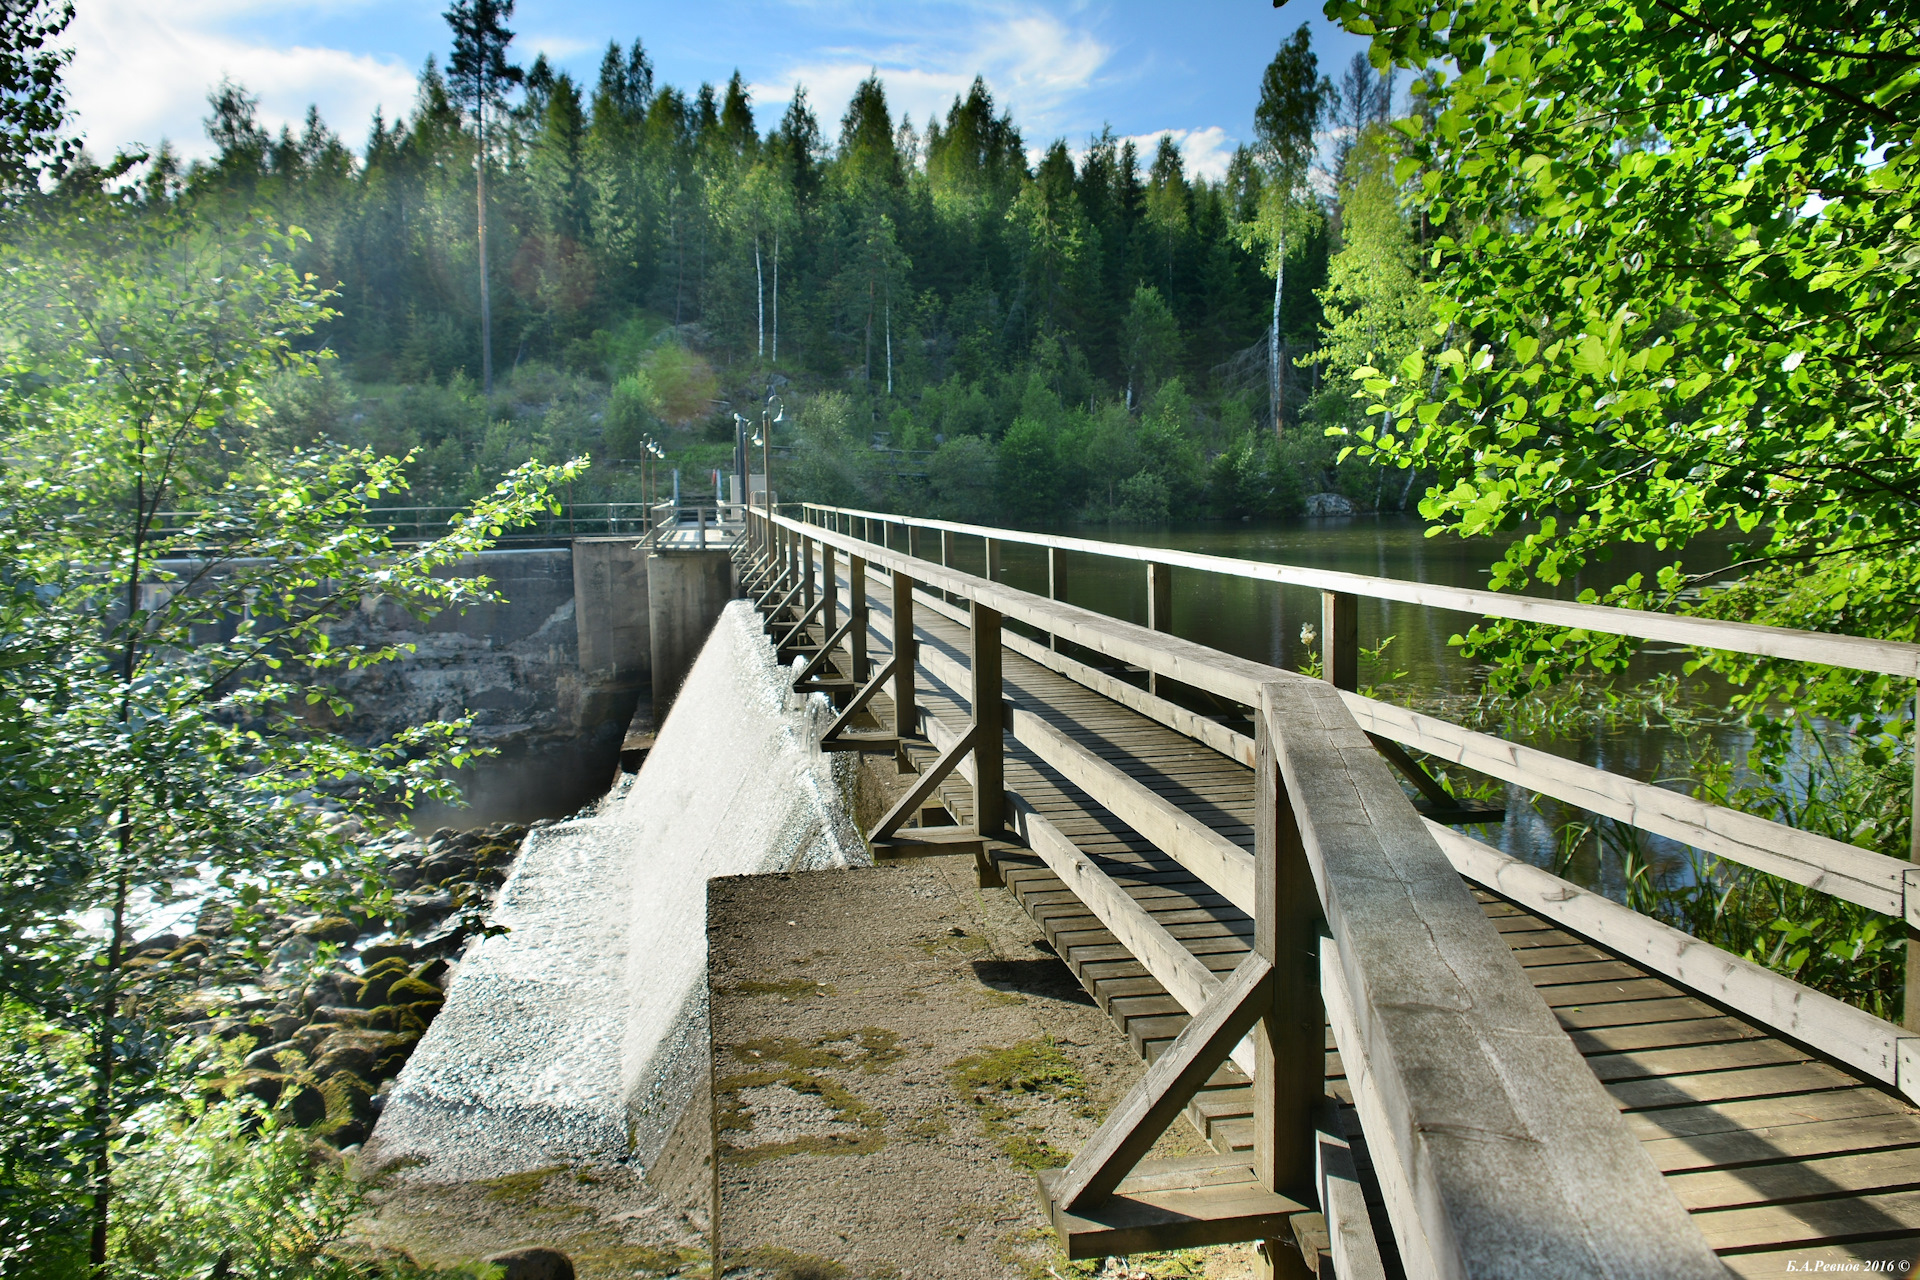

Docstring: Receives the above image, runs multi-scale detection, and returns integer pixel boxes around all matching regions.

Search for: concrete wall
[648,548,735,723]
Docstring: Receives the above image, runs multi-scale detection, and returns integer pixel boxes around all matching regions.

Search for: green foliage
[1333,0,1920,741]
[634,342,719,426]
[1318,126,1427,383]
[0,198,580,1269]
[603,371,661,459]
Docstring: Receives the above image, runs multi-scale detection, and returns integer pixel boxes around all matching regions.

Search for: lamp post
[733,411,753,524]
[760,393,784,514]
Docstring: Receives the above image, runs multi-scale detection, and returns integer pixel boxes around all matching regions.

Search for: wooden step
[870,826,986,859]
[821,733,901,754]
[1037,1154,1309,1258]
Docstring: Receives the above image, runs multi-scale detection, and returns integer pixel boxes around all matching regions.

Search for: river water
[966,515,1751,898]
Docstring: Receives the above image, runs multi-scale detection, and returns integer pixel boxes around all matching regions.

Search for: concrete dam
[343,504,1920,1280]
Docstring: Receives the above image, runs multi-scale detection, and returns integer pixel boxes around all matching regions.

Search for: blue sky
[65,1,1374,180]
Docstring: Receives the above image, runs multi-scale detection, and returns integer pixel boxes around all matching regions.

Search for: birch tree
[1245,24,1330,436]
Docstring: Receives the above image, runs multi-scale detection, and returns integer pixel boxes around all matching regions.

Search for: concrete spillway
[363,600,865,1181]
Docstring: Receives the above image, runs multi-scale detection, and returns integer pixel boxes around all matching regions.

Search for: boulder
[385,976,444,1006]
[1304,491,1356,517]
[244,1041,298,1072]
[264,1012,303,1042]
[282,1083,326,1127]
[241,1072,283,1106]
[486,1248,575,1280]
[300,917,360,944]
[360,940,417,967]
[355,957,413,1008]
[312,1043,375,1080]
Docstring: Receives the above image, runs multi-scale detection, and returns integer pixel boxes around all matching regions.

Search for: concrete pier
[647,548,735,723]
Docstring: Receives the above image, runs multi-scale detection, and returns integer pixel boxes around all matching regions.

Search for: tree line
[106,10,1417,522]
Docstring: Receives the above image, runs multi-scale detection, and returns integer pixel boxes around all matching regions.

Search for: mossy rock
[240,1071,284,1106]
[355,957,413,1007]
[386,976,443,1005]
[313,1044,376,1079]
[322,1071,376,1124]
[304,917,360,944]
[360,941,416,966]
[282,1083,327,1127]
[372,998,443,1035]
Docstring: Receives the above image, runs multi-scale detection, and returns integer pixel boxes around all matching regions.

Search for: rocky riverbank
[143,822,535,1151]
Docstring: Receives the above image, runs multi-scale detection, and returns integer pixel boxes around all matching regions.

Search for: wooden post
[985,537,1001,584]
[972,600,1006,888]
[803,536,816,613]
[1048,546,1065,652]
[848,556,868,683]
[822,541,839,635]
[1253,691,1324,1280]
[1908,698,1919,1032]
[892,567,917,766]
[1321,591,1358,692]
[1148,562,1174,698]
[941,528,957,605]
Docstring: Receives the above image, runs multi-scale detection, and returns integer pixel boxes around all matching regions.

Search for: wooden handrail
[1259,678,1724,1276]
[795,501,1920,679]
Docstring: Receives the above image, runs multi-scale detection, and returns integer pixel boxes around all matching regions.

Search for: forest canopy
[93,29,1409,523]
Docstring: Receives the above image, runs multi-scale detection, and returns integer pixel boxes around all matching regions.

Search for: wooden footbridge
[733,500,1920,1278]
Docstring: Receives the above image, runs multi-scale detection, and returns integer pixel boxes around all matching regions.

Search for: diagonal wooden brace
[753,564,793,605]
[761,579,804,629]
[823,654,899,742]
[793,616,856,685]
[870,723,979,840]
[1364,731,1456,808]
[775,596,826,651]
[1051,951,1275,1210]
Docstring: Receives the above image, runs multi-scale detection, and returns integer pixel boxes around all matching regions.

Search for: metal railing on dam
[733,497,1920,1274]
[150,500,748,547]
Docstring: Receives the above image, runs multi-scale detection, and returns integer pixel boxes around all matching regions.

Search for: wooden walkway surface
[816,571,1920,1278]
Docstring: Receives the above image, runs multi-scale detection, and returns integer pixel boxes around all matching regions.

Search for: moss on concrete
[948,1037,1093,1170]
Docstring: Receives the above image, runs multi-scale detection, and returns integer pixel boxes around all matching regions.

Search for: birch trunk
[478,102,493,397]
[771,230,780,363]
[1269,230,1284,437]
[755,235,765,358]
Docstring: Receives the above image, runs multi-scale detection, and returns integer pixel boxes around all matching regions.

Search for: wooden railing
[787,503,1920,1078]
[740,501,1759,1273]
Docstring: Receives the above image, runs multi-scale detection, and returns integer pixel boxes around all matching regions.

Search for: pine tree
[443,0,523,396]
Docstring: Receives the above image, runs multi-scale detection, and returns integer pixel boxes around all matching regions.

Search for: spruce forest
[129,26,1410,524]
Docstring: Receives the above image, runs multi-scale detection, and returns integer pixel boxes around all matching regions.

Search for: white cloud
[1115,126,1239,182]
[746,8,1112,146]
[64,0,419,162]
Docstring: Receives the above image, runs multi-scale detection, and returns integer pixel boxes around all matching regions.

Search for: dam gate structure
[725,498,1920,1277]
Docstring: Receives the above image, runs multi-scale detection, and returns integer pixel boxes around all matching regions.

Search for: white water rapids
[363,600,865,1180]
